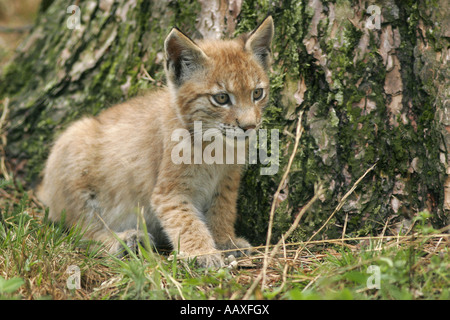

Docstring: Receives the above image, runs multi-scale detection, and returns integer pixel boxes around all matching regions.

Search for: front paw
[217,237,252,257]
[176,250,224,268]
[110,229,154,256]
[196,252,225,268]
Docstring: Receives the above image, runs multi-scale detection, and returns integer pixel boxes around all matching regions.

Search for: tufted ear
[244,16,274,70]
[164,28,208,87]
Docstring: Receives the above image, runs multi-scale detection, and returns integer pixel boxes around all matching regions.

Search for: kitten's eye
[212,93,230,105]
[253,88,264,101]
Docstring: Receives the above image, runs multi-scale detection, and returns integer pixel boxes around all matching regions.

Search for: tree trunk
[1,0,448,244]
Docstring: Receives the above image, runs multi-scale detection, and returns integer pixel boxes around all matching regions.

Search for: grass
[0,178,448,300]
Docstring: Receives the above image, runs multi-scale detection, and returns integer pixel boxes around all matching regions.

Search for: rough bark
[1,0,448,245]
[1,0,200,180]
[236,0,449,243]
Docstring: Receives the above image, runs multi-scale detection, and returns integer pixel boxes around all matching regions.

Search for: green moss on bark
[236,0,446,245]
[1,0,200,181]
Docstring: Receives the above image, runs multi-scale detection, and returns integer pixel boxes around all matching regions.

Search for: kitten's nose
[236,120,256,131]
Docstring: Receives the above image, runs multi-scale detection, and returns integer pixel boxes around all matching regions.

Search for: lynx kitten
[37,16,274,267]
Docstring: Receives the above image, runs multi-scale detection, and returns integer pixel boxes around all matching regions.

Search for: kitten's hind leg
[85,228,154,257]
[216,237,252,258]
[110,229,155,256]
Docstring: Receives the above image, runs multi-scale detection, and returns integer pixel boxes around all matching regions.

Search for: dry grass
[1,179,449,300]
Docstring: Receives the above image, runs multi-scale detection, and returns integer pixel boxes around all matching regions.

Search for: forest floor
[0,178,449,300]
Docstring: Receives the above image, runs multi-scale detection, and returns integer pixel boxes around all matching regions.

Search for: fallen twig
[262,111,304,289]
[1,98,11,180]
[294,162,377,260]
